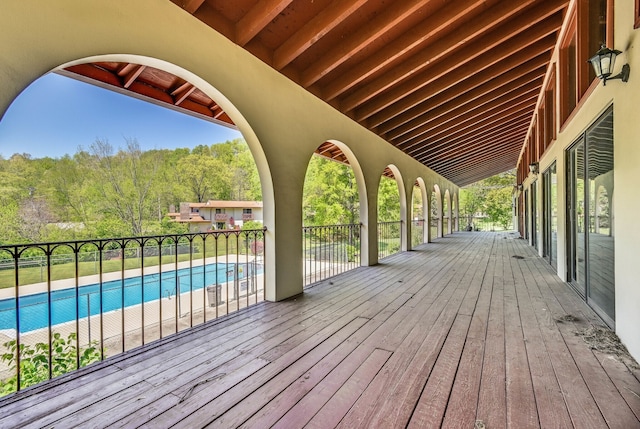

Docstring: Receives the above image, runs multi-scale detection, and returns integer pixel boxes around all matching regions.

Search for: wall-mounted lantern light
[587,45,630,86]
[517,184,523,192]
[529,162,539,175]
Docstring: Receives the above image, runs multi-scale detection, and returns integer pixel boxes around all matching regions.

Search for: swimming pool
[0,262,260,333]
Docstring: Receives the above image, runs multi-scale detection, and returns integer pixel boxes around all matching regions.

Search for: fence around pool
[0,229,265,394]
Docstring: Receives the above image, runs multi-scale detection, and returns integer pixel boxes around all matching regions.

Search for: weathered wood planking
[0,232,638,429]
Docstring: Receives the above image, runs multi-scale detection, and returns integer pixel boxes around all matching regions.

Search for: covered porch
[2,232,638,428]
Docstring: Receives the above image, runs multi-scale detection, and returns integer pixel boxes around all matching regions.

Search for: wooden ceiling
[64,0,569,186]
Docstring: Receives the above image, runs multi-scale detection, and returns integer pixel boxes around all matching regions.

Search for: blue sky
[0,73,242,159]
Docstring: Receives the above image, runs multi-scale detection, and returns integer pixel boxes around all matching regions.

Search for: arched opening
[302,141,366,285]
[452,192,459,232]
[431,185,442,239]
[378,165,405,259]
[411,178,428,248]
[444,189,451,235]
[0,56,274,393]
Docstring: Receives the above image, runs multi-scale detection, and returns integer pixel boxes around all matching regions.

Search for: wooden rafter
[273,0,368,70]
[300,0,429,87]
[235,0,293,46]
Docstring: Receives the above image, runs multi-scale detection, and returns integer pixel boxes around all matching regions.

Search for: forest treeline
[0,138,261,244]
[0,135,514,246]
[0,137,401,245]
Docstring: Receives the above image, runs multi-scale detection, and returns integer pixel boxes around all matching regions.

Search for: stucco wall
[521,0,640,360]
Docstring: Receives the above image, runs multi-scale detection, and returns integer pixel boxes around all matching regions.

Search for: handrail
[302,223,361,286]
[0,228,266,396]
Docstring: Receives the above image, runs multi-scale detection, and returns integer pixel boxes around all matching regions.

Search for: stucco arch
[444,189,452,235]
[313,140,371,263]
[2,53,281,301]
[452,192,460,232]
[382,164,408,253]
[413,177,429,246]
[432,184,443,239]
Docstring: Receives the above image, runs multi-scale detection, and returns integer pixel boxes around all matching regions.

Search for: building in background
[168,200,263,232]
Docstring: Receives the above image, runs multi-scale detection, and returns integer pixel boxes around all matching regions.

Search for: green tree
[88,138,162,236]
[377,176,400,222]
[485,186,514,230]
[176,154,228,202]
[303,156,359,226]
[459,170,515,230]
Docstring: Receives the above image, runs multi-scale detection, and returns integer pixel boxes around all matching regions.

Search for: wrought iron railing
[460,216,513,232]
[0,228,265,395]
[302,224,361,286]
[411,219,425,248]
[378,220,402,259]
[430,216,439,240]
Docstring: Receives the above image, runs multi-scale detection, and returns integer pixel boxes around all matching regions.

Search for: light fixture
[529,162,539,175]
[517,184,523,192]
[587,44,630,85]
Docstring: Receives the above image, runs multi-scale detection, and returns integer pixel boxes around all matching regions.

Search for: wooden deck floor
[1,232,639,428]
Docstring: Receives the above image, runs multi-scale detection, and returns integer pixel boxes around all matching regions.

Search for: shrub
[0,332,101,396]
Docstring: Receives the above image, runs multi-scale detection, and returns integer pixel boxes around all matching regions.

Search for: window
[560,1,612,125]
[243,208,252,214]
[544,66,556,150]
[566,106,615,326]
[215,208,223,214]
[560,14,577,123]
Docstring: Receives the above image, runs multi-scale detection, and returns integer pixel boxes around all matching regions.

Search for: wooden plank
[476,250,506,428]
[2,232,638,428]
[210,292,413,428]
[441,240,496,428]
[152,316,370,427]
[594,349,640,421]
[509,243,573,428]
[502,242,539,428]
[520,255,638,428]
[407,314,473,428]
[353,237,492,427]
[512,244,608,428]
[305,348,392,428]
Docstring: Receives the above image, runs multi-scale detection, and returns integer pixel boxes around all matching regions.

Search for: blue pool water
[0,262,259,333]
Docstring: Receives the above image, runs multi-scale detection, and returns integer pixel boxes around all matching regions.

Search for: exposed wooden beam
[395,88,539,149]
[273,0,368,70]
[410,117,531,165]
[441,152,521,185]
[427,139,524,175]
[421,117,532,162]
[321,0,491,100]
[61,64,122,88]
[172,83,197,106]
[422,133,524,177]
[390,81,541,146]
[359,35,555,127]
[430,141,523,179]
[123,65,146,89]
[236,0,294,46]
[378,60,547,137]
[338,0,540,109]
[300,0,428,87]
[410,114,532,160]
[353,15,562,121]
